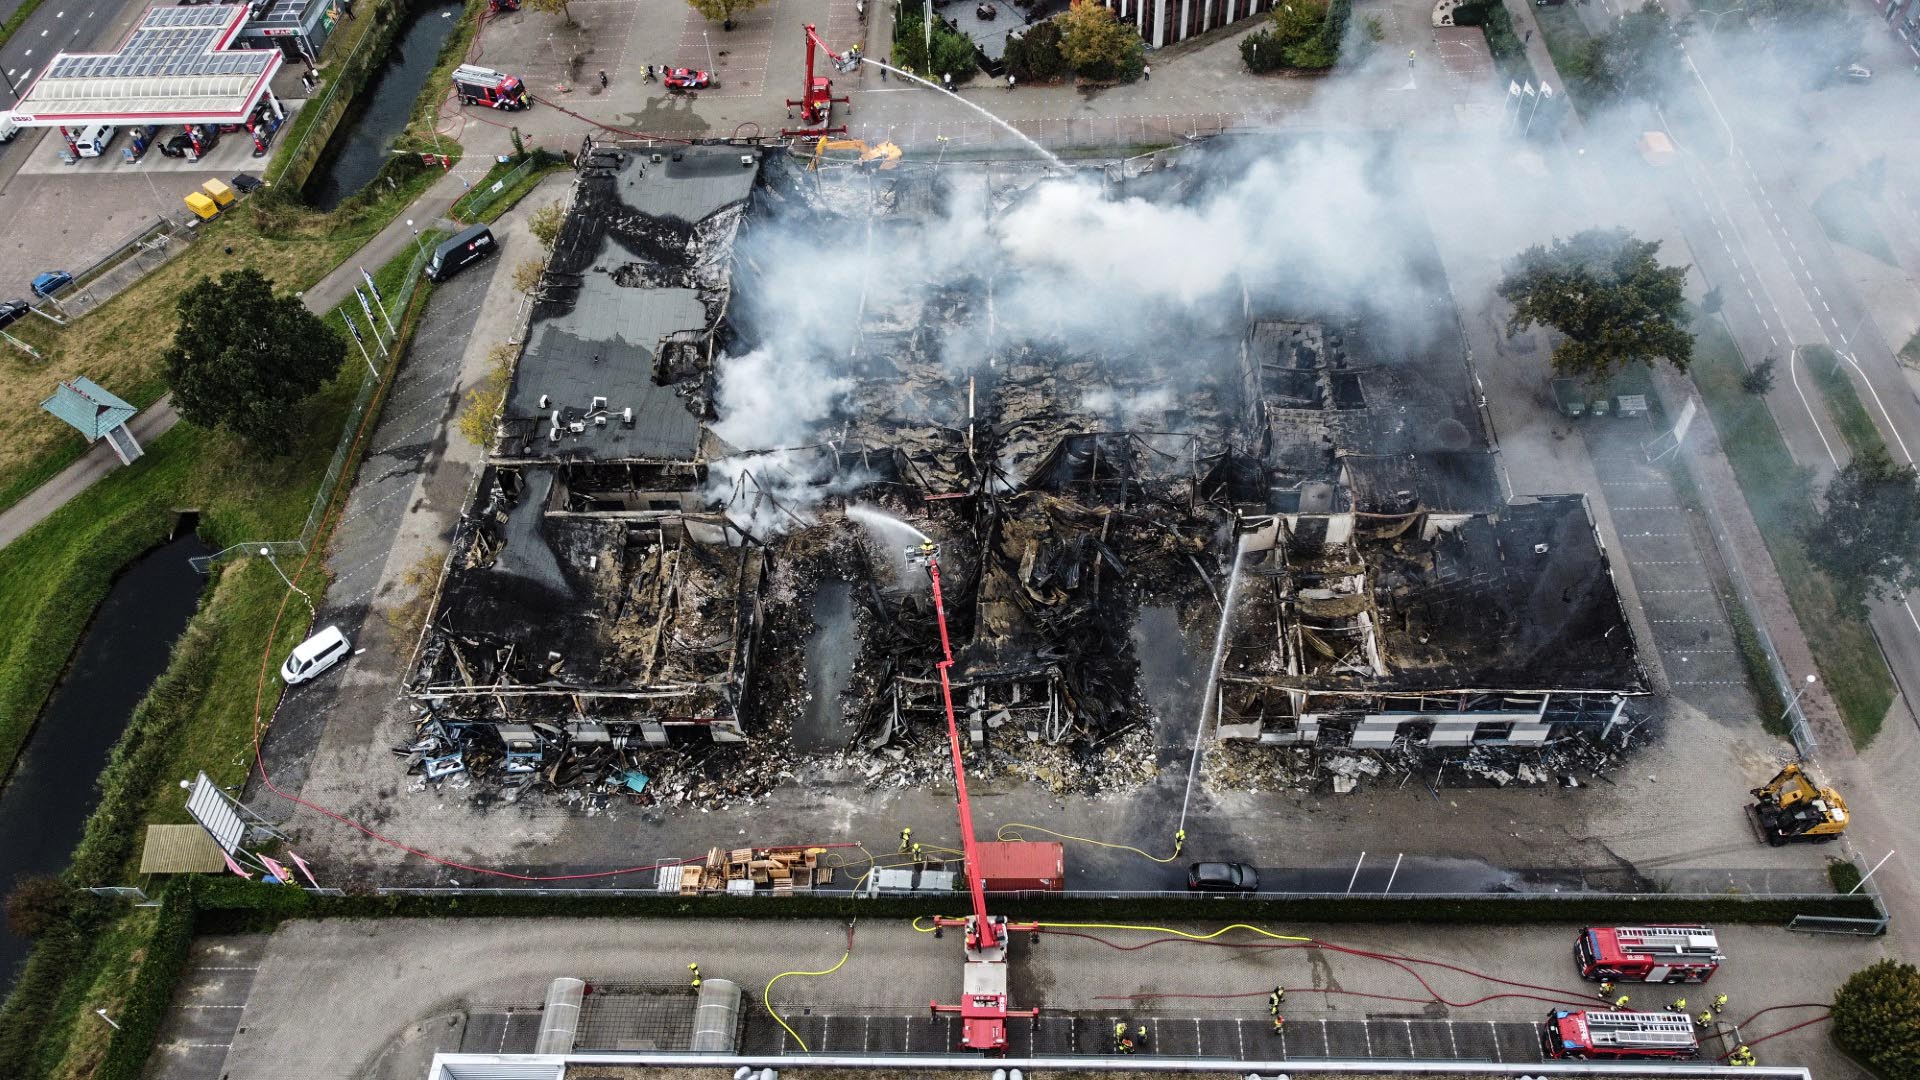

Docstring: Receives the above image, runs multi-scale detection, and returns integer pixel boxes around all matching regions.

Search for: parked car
[0,298,28,330]
[1187,862,1259,893]
[31,271,73,298]
[1844,63,1872,81]
[281,624,352,685]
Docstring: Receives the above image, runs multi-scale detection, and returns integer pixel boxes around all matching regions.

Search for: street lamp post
[405,218,428,264]
[261,547,315,614]
[1776,673,1817,733]
[704,29,714,72]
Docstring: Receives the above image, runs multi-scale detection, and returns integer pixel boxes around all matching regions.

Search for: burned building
[407,145,765,783]
[406,138,1646,797]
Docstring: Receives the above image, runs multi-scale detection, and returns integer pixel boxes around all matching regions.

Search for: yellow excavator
[809,137,902,171]
[1749,763,1849,846]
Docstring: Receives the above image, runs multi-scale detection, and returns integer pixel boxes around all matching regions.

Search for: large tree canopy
[1804,445,1920,611]
[686,0,769,29]
[1498,228,1693,381]
[1832,960,1920,1077]
[1058,0,1146,81]
[1574,0,1683,103]
[164,269,345,449]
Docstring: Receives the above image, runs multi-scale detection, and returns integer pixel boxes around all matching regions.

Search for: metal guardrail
[1787,913,1889,935]
[452,157,537,222]
[311,884,1870,902]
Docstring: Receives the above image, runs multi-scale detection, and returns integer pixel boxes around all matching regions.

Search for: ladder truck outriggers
[783,23,857,137]
[907,540,1041,1053]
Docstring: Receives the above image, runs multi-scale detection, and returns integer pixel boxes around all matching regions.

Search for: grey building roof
[42,377,137,441]
[500,145,760,464]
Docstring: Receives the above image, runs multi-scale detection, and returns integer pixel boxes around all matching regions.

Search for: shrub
[5,876,74,938]
[1058,0,1146,81]
[1832,959,1920,1076]
[1004,19,1068,82]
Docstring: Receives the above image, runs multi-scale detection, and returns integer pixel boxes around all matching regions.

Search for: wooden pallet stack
[657,845,833,895]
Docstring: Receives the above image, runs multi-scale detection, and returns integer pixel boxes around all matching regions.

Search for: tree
[686,0,769,30]
[1740,355,1778,395]
[1058,0,1146,81]
[1700,283,1724,314]
[1832,959,1920,1077]
[513,257,547,294]
[5,877,72,938]
[1498,228,1694,381]
[164,269,345,449]
[529,201,566,250]
[892,13,981,81]
[1004,19,1068,83]
[523,0,573,27]
[1576,1,1684,102]
[1747,0,1860,84]
[1241,0,1346,71]
[1804,446,1920,610]
[457,343,518,447]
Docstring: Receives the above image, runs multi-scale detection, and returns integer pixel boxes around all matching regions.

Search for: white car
[281,625,351,684]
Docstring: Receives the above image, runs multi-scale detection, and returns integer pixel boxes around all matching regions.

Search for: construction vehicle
[1574,926,1723,984]
[808,137,901,171]
[1542,1010,1699,1061]
[782,23,856,137]
[909,540,1041,1052]
[1749,763,1848,845]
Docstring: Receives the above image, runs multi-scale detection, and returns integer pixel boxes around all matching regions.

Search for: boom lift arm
[782,23,855,136]
[909,541,1039,1052]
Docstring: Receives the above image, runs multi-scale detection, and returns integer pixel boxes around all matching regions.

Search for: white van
[281,624,351,685]
[73,124,118,158]
[0,116,20,144]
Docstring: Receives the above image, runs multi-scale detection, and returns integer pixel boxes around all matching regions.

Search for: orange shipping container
[972,841,1065,892]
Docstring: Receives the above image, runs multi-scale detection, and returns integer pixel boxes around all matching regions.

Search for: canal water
[305,0,465,211]
[0,530,212,992]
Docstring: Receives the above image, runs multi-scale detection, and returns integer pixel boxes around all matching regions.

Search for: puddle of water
[305,0,465,211]
[796,582,857,753]
[0,531,211,991]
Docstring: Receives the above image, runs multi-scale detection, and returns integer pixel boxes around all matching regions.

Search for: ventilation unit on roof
[622,407,634,427]
[591,395,607,411]
[538,394,549,409]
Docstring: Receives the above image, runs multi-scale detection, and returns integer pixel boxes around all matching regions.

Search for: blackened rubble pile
[406,139,1652,805]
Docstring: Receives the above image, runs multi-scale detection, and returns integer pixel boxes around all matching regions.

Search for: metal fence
[452,157,538,222]
[1787,913,1889,936]
[309,883,1872,904]
[52,216,194,318]
[189,540,307,574]
[295,243,434,552]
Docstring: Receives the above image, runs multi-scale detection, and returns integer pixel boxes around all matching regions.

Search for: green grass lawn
[1691,315,1893,745]
[1802,345,1884,460]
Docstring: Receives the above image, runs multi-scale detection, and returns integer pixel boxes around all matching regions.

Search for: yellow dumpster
[201,178,235,207]
[184,191,220,220]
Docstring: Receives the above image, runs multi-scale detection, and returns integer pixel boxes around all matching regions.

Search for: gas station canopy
[7,4,282,128]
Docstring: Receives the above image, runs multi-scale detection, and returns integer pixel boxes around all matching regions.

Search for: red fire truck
[1543,1010,1700,1060]
[1575,925,1724,983]
[452,65,531,110]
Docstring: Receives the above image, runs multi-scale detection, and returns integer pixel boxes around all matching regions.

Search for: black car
[0,298,28,330]
[1187,862,1258,892]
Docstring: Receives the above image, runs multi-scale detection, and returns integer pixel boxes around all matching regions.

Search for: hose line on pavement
[762,922,856,1053]
[996,822,1184,864]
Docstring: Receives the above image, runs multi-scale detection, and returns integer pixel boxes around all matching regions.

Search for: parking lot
[172,917,1883,1078]
[145,935,268,1080]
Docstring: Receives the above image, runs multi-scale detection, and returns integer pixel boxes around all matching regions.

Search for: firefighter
[911,842,925,864]
[1597,980,1615,1000]
[1112,1022,1131,1054]
[1268,987,1285,1015]
[1667,997,1687,1013]
[1271,1014,1286,1036]
[1696,1008,1716,1028]
[1613,994,1631,1010]
[1713,993,1729,1012]
[899,827,913,853]
[1174,828,1186,854]
[598,70,608,89]
[1730,1044,1756,1066]
[688,962,702,989]
[1135,1024,1148,1049]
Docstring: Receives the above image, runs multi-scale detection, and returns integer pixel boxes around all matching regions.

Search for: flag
[360,265,384,307]
[1540,83,1554,99]
[342,310,363,343]
[1523,81,1537,97]
[260,855,293,884]
[222,851,254,879]
[1508,80,1522,97]
[288,850,321,888]
[355,286,376,327]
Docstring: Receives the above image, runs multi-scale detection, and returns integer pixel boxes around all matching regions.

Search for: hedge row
[94,887,196,1080]
[189,878,1886,934]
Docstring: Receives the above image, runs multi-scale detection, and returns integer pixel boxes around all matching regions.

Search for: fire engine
[452,65,530,111]
[1575,925,1723,983]
[1542,1010,1700,1061]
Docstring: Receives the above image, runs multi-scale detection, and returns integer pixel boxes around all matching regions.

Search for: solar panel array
[45,5,272,81]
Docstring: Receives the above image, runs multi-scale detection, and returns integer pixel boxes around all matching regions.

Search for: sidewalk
[0,154,502,554]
